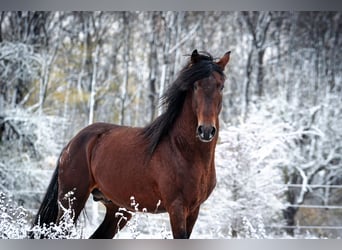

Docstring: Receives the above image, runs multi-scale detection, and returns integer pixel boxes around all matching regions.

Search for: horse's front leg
[186,206,200,238]
[168,199,189,239]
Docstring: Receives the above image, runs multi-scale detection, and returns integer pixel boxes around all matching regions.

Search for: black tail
[29,164,59,238]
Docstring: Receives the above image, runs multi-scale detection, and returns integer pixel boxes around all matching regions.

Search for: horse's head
[141,49,231,154]
[190,50,230,142]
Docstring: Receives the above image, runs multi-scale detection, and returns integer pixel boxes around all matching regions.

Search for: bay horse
[30,49,230,239]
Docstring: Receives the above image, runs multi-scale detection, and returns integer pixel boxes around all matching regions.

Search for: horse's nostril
[197,125,216,142]
[210,126,216,138]
[197,125,205,138]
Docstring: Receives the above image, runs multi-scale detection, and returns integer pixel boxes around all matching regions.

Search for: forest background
[0,11,341,238]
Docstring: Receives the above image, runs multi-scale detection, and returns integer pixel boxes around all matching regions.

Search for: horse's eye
[194,83,198,90]
[220,85,224,91]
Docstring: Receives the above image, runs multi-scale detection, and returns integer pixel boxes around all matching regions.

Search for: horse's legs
[168,201,200,239]
[168,200,188,239]
[89,202,132,239]
[56,185,91,225]
[56,166,92,224]
[186,206,200,238]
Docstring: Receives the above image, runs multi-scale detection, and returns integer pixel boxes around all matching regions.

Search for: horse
[30,49,230,239]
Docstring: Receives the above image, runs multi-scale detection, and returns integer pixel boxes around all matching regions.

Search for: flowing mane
[141,51,226,155]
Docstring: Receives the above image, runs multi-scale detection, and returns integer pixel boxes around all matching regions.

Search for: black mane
[141,51,225,155]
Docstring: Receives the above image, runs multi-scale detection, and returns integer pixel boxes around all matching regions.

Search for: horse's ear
[216,51,231,70]
[190,49,200,64]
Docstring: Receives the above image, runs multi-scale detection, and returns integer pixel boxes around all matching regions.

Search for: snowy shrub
[114,196,172,239]
[0,191,84,239]
[28,191,83,239]
[0,108,63,159]
[0,107,65,209]
[0,192,30,239]
[240,215,266,239]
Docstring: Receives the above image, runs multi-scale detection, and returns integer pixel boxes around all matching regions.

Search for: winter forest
[0,11,341,239]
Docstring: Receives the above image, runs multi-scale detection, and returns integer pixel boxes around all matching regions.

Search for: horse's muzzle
[197,125,216,142]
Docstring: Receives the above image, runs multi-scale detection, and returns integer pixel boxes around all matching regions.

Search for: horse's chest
[186,165,216,204]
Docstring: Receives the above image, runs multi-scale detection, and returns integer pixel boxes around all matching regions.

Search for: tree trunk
[256,49,265,97]
[241,12,272,99]
[0,12,4,42]
[88,44,99,125]
[148,13,158,122]
[243,47,253,121]
[120,12,130,125]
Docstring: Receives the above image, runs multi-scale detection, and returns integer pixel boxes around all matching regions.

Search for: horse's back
[67,122,119,150]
